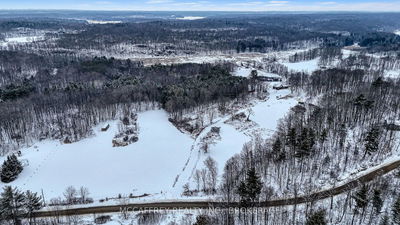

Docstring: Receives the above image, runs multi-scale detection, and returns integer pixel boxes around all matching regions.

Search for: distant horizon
[0,9,400,13]
[1,0,400,12]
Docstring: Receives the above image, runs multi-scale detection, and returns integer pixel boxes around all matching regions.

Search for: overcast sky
[1,0,400,11]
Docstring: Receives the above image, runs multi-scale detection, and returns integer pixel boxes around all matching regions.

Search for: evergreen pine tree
[0,186,26,224]
[237,181,248,206]
[309,128,316,147]
[245,168,262,203]
[237,168,262,206]
[25,190,42,224]
[272,138,281,154]
[296,128,315,158]
[320,129,328,144]
[354,94,367,106]
[272,138,285,161]
[286,127,297,149]
[250,70,258,79]
[392,196,400,224]
[1,154,23,183]
[193,215,209,225]
[373,189,383,213]
[306,209,327,225]
[353,185,369,211]
[372,77,385,88]
[379,214,389,225]
[364,127,380,156]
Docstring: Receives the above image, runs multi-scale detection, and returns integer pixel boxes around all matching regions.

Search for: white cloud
[146,0,174,4]
[269,1,289,4]
[95,1,113,4]
[228,1,264,6]
[317,1,337,5]
[3,0,400,11]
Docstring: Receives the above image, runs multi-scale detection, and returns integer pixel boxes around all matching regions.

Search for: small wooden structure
[273,85,291,90]
[257,76,282,82]
[101,124,110,132]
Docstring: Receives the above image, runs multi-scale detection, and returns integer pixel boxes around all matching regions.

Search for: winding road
[33,158,400,217]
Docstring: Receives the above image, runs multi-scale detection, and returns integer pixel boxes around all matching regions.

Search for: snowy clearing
[174,85,298,191]
[341,49,357,59]
[86,20,122,24]
[0,36,45,46]
[384,69,400,79]
[176,16,205,20]
[0,82,299,203]
[233,67,281,78]
[281,58,320,73]
[0,110,193,200]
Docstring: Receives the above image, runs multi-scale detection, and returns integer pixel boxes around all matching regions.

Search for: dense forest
[2,13,400,55]
[0,52,249,153]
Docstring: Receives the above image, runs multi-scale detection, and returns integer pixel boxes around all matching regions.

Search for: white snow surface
[384,69,400,79]
[233,67,281,78]
[395,30,400,36]
[176,16,205,20]
[86,20,122,24]
[1,84,298,202]
[0,110,193,200]
[0,36,44,46]
[251,88,297,130]
[233,67,253,77]
[50,210,199,225]
[341,49,357,59]
[173,86,298,191]
[281,58,320,73]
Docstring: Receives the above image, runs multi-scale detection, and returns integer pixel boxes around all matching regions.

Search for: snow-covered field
[0,36,45,46]
[176,16,205,20]
[173,85,298,191]
[1,81,298,203]
[341,49,357,59]
[44,210,199,225]
[0,110,193,200]
[281,58,320,73]
[86,20,122,24]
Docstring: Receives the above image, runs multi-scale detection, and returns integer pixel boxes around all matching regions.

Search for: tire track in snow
[172,103,251,188]
[172,91,281,189]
